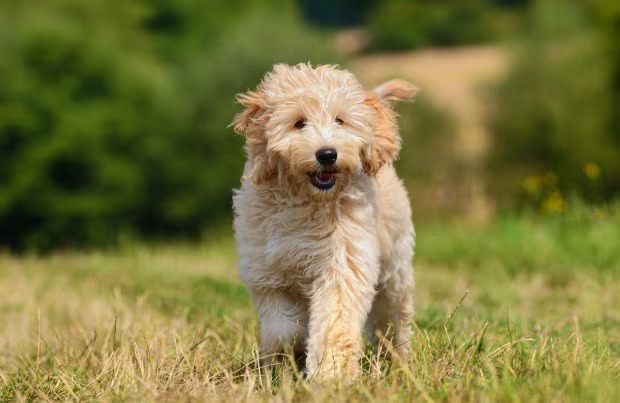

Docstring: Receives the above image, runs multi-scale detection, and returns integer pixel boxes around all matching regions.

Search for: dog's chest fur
[233,176,380,293]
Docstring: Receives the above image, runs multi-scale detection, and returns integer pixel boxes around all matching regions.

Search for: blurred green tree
[589,0,620,153]
[367,0,516,51]
[0,0,336,251]
[486,0,619,207]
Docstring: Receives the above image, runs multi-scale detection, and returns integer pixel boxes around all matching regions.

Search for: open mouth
[308,169,337,190]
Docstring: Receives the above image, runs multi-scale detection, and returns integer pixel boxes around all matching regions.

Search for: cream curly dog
[232,63,416,378]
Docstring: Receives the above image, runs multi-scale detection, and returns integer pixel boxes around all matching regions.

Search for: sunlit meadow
[1,204,619,401]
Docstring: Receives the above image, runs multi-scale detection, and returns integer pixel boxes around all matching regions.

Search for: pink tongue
[316,172,335,182]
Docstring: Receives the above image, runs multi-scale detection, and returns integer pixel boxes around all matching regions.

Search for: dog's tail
[372,79,418,107]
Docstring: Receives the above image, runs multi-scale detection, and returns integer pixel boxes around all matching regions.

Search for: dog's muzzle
[308,169,337,190]
[310,148,338,190]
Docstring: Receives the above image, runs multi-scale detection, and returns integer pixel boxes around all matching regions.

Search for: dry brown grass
[2,209,620,401]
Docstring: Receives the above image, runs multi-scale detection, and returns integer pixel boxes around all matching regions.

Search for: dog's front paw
[306,354,360,383]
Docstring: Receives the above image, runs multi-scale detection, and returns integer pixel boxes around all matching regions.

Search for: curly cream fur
[232,64,416,379]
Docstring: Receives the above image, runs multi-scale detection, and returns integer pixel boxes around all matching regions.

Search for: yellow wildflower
[522,176,541,193]
[584,162,600,180]
[542,191,565,214]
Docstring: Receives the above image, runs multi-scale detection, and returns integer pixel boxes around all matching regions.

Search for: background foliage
[367,0,526,51]
[0,0,336,250]
[0,0,618,251]
[486,0,620,207]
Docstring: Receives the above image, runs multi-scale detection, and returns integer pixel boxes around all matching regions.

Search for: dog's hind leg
[367,238,415,359]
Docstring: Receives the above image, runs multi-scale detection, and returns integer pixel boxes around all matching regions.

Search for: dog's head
[232,64,416,196]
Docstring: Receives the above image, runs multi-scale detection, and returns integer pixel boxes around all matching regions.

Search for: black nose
[316,148,338,165]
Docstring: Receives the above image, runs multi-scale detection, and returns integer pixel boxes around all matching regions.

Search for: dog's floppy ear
[231,90,276,185]
[372,79,418,107]
[232,90,267,136]
[362,93,402,177]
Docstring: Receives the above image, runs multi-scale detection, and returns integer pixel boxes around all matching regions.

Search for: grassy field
[1,206,619,401]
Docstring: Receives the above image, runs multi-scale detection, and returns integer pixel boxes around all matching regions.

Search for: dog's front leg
[252,289,307,366]
[305,266,376,379]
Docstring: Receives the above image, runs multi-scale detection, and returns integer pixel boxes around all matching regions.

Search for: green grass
[1,205,619,401]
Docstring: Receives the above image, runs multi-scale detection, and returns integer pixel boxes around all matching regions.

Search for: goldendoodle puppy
[232,63,416,379]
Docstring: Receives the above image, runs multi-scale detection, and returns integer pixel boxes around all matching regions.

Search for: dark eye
[294,120,306,129]
[335,117,344,125]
